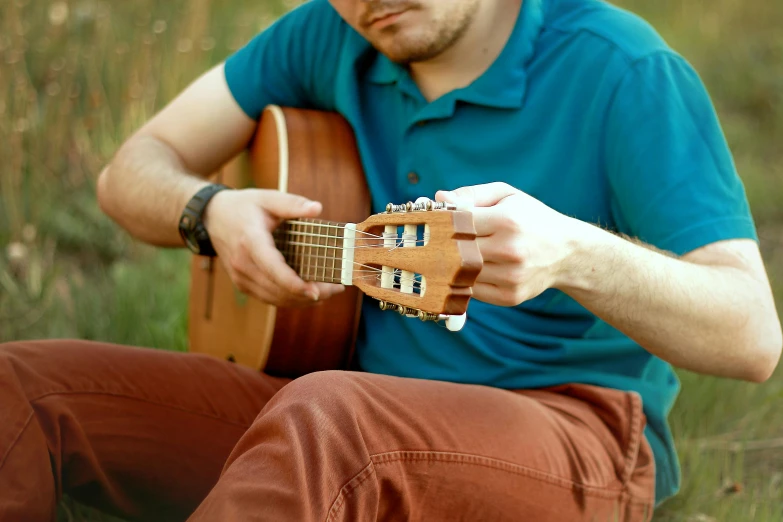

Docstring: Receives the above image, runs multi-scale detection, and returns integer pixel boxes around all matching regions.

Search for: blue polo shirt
[223,0,757,505]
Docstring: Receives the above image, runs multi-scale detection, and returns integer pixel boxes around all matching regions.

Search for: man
[1,0,780,520]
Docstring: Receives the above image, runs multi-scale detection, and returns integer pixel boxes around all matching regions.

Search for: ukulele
[188,106,483,378]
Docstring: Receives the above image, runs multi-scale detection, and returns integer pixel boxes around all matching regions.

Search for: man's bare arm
[437,184,782,383]
[97,63,256,246]
[561,230,782,383]
[96,63,344,306]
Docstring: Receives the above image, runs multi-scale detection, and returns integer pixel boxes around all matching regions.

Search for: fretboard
[273,218,346,284]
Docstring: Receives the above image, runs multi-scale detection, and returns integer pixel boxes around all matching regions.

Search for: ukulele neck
[273,218,356,285]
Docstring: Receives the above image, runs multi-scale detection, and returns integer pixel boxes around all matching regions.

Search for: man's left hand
[436,182,578,307]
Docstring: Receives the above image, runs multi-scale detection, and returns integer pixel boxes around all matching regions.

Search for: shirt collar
[367,0,546,109]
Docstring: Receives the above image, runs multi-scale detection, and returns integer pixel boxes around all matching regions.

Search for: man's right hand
[203,188,346,307]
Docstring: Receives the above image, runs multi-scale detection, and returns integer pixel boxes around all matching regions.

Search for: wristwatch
[178,183,231,257]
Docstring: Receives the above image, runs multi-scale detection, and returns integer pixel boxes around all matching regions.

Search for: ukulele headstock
[348,198,483,330]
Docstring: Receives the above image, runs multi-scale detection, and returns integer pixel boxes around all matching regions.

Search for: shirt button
[407,171,420,184]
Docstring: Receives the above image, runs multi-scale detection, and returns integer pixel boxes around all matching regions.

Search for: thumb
[255,189,322,219]
[436,182,519,208]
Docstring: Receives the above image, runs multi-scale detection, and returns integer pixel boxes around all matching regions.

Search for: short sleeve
[604,52,757,255]
[223,0,346,119]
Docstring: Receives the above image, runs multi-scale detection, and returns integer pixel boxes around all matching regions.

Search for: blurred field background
[0,0,781,520]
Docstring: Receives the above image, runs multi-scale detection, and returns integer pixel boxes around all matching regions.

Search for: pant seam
[0,411,33,472]
[28,390,252,429]
[370,450,652,504]
[325,450,653,522]
[619,392,643,485]
[325,461,375,522]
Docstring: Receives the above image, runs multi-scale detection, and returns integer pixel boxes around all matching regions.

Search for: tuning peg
[386,198,461,213]
[445,313,467,332]
[418,310,468,332]
[378,300,401,312]
[398,306,419,317]
[412,197,457,212]
[385,202,408,213]
[378,301,417,317]
[379,301,467,331]
[417,311,442,322]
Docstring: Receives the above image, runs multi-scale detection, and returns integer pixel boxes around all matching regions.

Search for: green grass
[1,0,782,520]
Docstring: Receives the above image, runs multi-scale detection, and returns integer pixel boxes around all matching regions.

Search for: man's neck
[409,0,523,102]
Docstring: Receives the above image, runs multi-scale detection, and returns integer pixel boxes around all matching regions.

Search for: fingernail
[307,290,319,301]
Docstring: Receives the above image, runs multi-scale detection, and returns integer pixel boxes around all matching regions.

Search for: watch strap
[178,183,231,256]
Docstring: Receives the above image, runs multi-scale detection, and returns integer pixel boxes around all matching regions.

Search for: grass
[1,0,781,520]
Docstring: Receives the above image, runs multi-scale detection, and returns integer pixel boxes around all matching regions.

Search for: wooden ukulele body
[188,106,371,377]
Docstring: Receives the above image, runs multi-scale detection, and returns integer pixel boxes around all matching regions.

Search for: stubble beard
[365,2,479,64]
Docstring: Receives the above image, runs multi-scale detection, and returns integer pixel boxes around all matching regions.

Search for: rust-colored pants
[0,340,655,521]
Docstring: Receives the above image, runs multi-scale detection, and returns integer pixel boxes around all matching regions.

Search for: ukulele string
[281,220,429,249]
[303,273,425,291]
[278,220,427,289]
[282,238,428,250]
[278,226,428,248]
[295,261,425,290]
[278,244,429,285]
[278,239,426,288]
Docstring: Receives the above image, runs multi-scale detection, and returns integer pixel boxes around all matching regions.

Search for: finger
[471,207,509,237]
[475,262,518,287]
[476,236,524,263]
[231,262,315,305]
[471,282,518,307]
[244,226,319,300]
[435,182,519,208]
[311,282,346,300]
[233,272,277,305]
[236,273,322,308]
[253,189,323,220]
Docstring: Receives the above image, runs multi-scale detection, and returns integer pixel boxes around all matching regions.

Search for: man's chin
[372,39,440,65]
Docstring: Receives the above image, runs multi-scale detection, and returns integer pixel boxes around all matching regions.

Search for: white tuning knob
[445,313,467,332]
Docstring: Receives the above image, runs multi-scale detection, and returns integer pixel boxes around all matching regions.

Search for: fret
[272,218,351,284]
[287,221,294,267]
[324,221,337,281]
[294,221,302,278]
[272,219,352,284]
[335,228,342,284]
[313,220,320,281]
[302,218,313,281]
[282,223,286,268]
[323,222,331,283]
[318,221,326,283]
[301,220,308,279]
[299,221,306,278]
[285,221,293,267]
[312,221,318,281]
[286,221,293,272]
[308,220,316,282]
[310,219,317,282]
